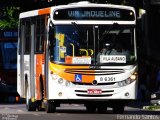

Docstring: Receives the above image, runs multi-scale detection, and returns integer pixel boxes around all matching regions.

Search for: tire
[113,105,124,114]
[97,105,107,113]
[86,103,96,113]
[26,87,36,111]
[45,101,56,113]
[37,100,45,111]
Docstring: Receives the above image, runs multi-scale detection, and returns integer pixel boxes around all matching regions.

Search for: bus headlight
[125,79,131,84]
[58,78,63,84]
[118,79,131,87]
[118,81,124,87]
[65,81,70,87]
[131,72,138,79]
[56,77,72,87]
[50,71,58,80]
[130,74,137,80]
[118,73,137,87]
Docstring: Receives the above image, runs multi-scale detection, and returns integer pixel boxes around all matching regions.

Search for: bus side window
[48,23,55,60]
[35,17,45,53]
[24,20,31,54]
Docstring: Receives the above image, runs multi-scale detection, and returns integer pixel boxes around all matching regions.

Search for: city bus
[17,1,137,113]
[0,29,18,103]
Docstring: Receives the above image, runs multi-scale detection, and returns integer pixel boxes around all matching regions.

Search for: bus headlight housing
[118,79,132,87]
[50,71,72,87]
[118,72,137,87]
[56,77,72,87]
[58,78,63,84]
[130,72,137,80]
[65,81,70,87]
[50,71,58,80]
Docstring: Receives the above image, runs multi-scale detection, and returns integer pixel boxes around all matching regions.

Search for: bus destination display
[53,7,135,21]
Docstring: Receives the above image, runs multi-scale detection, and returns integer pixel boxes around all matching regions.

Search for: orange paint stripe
[36,54,43,100]
[49,62,95,83]
[38,8,50,15]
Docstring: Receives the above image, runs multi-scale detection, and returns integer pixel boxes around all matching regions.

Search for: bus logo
[75,74,82,82]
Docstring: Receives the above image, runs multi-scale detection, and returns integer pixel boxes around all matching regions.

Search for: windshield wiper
[98,23,119,42]
[71,22,86,44]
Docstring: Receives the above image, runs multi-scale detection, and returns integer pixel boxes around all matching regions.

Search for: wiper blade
[71,22,86,44]
[71,22,83,35]
[99,23,119,42]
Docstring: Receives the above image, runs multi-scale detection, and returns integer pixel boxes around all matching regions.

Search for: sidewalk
[127,101,151,109]
[127,101,160,111]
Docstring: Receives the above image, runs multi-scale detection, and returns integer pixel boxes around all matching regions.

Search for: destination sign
[68,10,121,18]
[53,7,135,21]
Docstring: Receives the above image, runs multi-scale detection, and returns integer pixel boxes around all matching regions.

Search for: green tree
[0,7,20,29]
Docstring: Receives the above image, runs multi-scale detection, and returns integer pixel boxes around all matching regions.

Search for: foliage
[144,105,160,110]
[0,7,20,29]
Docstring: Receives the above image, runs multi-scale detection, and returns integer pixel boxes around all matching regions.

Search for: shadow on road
[55,108,160,115]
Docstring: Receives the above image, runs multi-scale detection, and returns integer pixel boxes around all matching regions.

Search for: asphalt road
[0,104,160,120]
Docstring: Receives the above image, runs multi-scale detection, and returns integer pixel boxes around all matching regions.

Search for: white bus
[17,1,138,113]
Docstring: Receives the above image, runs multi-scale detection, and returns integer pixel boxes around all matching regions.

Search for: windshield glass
[49,24,136,65]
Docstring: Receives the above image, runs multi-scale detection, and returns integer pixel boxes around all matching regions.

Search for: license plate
[87,89,102,94]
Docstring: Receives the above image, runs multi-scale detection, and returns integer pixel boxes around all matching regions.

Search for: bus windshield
[50,24,136,65]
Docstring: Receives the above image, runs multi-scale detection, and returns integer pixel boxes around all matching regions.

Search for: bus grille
[75,90,114,97]
[65,68,124,75]
[76,94,112,97]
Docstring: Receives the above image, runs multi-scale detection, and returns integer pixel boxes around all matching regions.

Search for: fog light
[125,92,129,97]
[58,92,62,96]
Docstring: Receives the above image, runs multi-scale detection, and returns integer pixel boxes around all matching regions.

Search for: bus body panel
[48,80,137,100]
[48,64,137,100]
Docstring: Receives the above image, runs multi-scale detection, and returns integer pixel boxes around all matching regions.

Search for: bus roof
[19,7,51,19]
[54,2,135,11]
[20,2,135,19]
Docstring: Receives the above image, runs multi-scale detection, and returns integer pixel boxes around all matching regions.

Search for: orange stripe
[38,8,50,15]
[49,62,95,83]
[36,54,43,100]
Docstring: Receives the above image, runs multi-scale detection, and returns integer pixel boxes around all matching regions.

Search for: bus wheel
[97,105,107,113]
[45,101,56,113]
[85,103,96,113]
[37,100,45,111]
[26,87,36,111]
[113,105,124,114]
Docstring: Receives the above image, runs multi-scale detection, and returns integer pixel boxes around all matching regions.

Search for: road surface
[0,104,159,120]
